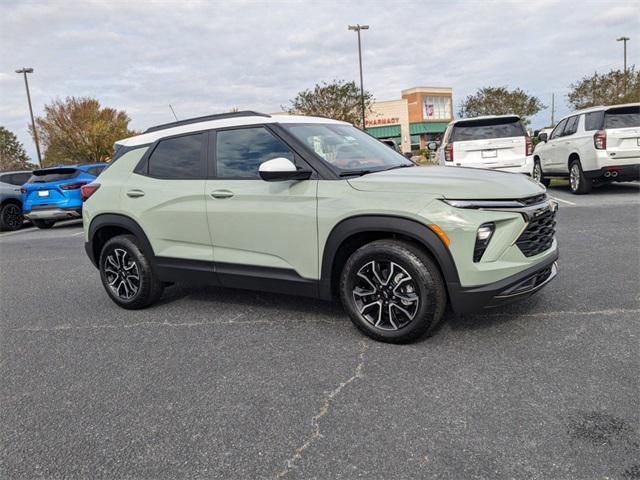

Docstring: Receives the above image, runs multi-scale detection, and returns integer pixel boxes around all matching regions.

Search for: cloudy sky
[1,0,638,162]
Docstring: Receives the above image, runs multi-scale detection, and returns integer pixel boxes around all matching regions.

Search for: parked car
[0,170,32,231]
[533,103,640,194]
[22,163,108,229]
[379,138,400,152]
[430,115,534,175]
[83,111,558,343]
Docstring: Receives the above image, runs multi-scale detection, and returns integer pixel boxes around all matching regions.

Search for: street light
[616,36,630,73]
[15,67,42,167]
[348,24,369,130]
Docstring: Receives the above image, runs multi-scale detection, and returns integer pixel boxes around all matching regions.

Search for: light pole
[348,24,369,130]
[616,36,630,72]
[15,67,42,167]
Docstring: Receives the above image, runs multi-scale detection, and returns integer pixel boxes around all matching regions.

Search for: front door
[205,126,319,290]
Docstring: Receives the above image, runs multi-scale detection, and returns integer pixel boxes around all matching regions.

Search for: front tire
[569,159,592,194]
[532,160,550,187]
[0,203,23,231]
[339,239,446,344]
[32,219,55,229]
[99,234,164,309]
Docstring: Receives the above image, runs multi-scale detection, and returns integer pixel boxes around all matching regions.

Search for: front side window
[550,118,568,140]
[215,127,294,179]
[451,117,525,142]
[282,123,413,174]
[148,133,204,179]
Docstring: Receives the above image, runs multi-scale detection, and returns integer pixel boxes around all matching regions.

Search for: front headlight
[473,222,495,262]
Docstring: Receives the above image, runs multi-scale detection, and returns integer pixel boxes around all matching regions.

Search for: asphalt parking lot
[1,182,639,480]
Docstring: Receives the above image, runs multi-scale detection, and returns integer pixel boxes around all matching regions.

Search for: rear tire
[32,219,55,229]
[99,234,164,309]
[0,203,23,231]
[339,239,446,344]
[569,159,592,194]
[532,160,550,187]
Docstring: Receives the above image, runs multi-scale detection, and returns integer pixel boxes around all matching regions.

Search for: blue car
[22,163,108,229]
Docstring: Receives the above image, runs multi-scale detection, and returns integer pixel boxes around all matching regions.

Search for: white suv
[533,103,640,194]
[431,115,534,175]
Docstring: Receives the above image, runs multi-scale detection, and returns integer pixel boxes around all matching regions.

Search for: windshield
[605,106,640,129]
[282,123,413,174]
[452,117,525,142]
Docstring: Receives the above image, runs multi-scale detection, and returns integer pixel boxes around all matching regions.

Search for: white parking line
[70,231,85,236]
[0,227,35,238]
[549,195,577,206]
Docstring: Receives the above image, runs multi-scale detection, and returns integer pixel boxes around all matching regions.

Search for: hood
[347,166,544,199]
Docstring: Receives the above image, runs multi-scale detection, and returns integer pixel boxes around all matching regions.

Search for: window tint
[28,168,79,183]
[86,165,106,177]
[11,172,32,185]
[605,106,640,128]
[216,127,294,179]
[451,117,525,142]
[148,133,204,179]
[563,116,579,136]
[585,111,604,131]
[550,118,567,140]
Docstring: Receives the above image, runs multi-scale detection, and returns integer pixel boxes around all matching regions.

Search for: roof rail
[144,111,271,133]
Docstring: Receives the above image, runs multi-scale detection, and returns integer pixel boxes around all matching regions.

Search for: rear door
[205,125,318,286]
[121,131,213,262]
[451,117,526,169]
[603,105,640,162]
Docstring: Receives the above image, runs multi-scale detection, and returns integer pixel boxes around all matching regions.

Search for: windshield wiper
[383,164,414,171]
[339,169,375,177]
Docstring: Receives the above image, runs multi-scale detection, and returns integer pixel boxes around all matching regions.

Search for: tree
[458,87,545,126]
[0,126,35,171]
[285,80,374,127]
[567,67,640,110]
[33,97,137,166]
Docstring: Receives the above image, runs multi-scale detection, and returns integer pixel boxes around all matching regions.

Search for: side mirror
[533,130,540,137]
[259,157,312,182]
[538,133,548,143]
[426,142,438,151]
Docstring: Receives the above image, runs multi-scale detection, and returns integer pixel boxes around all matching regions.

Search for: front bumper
[448,249,558,314]
[24,206,82,221]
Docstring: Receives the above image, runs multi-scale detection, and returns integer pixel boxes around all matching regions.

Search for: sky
[1,0,639,162]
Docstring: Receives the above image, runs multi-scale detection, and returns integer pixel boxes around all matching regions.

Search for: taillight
[81,183,100,202]
[60,181,87,190]
[525,136,533,156]
[594,130,606,150]
[444,143,454,162]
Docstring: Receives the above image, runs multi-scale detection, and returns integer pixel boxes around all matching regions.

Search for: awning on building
[409,122,449,134]
[366,125,401,138]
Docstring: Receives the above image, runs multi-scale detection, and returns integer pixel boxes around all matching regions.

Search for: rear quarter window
[585,111,604,131]
[452,118,525,142]
[605,106,640,128]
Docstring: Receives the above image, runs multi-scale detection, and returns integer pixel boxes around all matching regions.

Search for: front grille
[516,209,556,257]
[519,193,547,206]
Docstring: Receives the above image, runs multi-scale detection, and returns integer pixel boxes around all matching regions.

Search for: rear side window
[0,172,31,185]
[585,111,604,131]
[451,117,525,142]
[215,127,294,179]
[28,168,79,183]
[563,116,579,136]
[86,166,106,177]
[148,133,204,179]
[604,106,640,128]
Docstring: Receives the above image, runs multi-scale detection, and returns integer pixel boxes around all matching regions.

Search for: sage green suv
[82,111,558,343]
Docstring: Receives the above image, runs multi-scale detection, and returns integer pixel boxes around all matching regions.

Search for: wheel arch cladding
[568,152,580,168]
[319,215,460,300]
[87,214,155,267]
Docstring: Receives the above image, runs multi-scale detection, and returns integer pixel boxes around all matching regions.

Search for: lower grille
[516,209,556,257]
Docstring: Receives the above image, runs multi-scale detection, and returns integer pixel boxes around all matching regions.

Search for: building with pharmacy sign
[365,87,453,153]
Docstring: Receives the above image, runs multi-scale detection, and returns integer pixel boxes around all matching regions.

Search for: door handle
[210,190,234,199]
[126,189,145,198]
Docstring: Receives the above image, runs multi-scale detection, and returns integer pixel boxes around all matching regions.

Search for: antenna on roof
[169,104,179,121]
